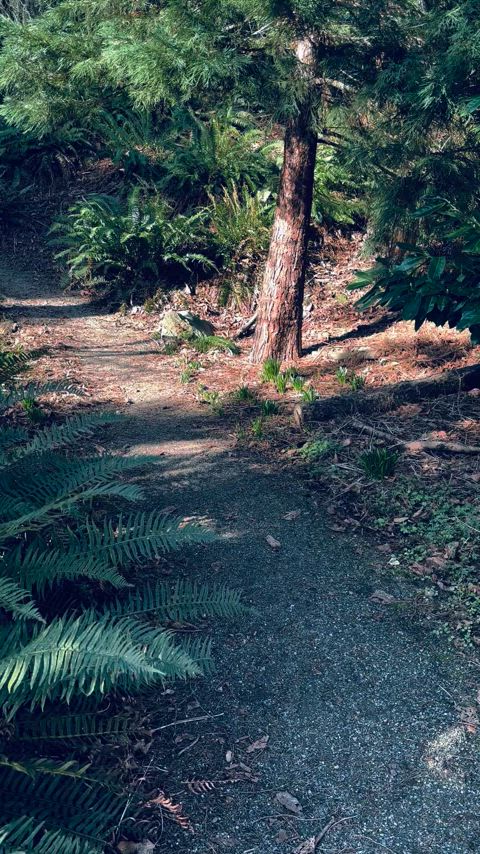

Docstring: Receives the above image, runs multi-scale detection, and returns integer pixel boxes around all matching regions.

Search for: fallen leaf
[370,590,396,605]
[276,829,289,843]
[293,839,316,854]
[225,749,233,763]
[459,705,479,734]
[266,535,281,549]
[283,510,301,521]
[246,734,269,753]
[275,791,302,814]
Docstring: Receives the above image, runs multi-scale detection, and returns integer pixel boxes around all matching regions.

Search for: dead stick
[315,815,353,848]
[350,419,480,455]
[150,713,224,733]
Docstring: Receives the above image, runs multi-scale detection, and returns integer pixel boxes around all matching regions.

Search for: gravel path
[2,253,480,854]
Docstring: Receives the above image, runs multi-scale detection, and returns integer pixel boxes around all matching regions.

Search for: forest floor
[3,231,480,853]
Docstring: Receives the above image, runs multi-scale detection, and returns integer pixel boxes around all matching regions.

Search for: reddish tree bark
[251,105,317,363]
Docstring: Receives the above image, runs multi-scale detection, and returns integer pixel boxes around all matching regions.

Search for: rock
[159,309,215,339]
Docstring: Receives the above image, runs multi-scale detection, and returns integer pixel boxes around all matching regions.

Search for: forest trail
[2,255,480,854]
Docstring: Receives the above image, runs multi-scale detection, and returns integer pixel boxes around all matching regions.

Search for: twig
[350,418,480,455]
[150,713,224,733]
[177,736,200,756]
[315,815,354,847]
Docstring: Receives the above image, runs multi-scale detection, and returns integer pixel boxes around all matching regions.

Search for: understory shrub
[350,199,480,342]
[0,362,246,851]
[50,189,215,299]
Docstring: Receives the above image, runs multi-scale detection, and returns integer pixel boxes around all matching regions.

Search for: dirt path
[2,255,480,854]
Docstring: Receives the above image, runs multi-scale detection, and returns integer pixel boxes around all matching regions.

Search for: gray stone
[159,309,215,339]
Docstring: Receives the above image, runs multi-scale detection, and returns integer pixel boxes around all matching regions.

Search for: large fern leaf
[5,543,128,594]
[0,816,102,854]
[0,767,124,841]
[8,411,120,460]
[104,579,248,622]
[15,711,137,743]
[83,511,213,565]
[0,577,44,622]
[0,614,164,717]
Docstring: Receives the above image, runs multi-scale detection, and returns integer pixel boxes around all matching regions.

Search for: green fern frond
[0,454,156,536]
[0,767,124,841]
[104,579,248,622]
[0,426,28,449]
[83,511,213,565]
[0,577,44,622]
[6,543,128,594]
[0,381,76,413]
[9,412,120,459]
[0,613,164,717]
[0,816,102,854]
[15,711,137,743]
[0,756,92,781]
[0,348,32,384]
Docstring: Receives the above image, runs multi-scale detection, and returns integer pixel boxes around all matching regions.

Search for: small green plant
[291,375,306,392]
[232,385,256,402]
[190,335,240,355]
[336,366,366,391]
[360,447,399,479]
[198,385,223,413]
[180,368,193,384]
[275,372,288,394]
[301,385,317,403]
[21,396,46,423]
[260,358,281,383]
[348,373,366,391]
[335,365,349,385]
[261,399,278,416]
[299,438,335,461]
[251,416,264,438]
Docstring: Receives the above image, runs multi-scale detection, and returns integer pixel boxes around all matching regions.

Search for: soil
[2,234,480,854]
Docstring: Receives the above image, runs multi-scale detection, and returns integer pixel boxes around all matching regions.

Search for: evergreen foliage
[0,360,246,851]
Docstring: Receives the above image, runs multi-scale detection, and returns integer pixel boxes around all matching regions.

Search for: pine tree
[0,0,416,361]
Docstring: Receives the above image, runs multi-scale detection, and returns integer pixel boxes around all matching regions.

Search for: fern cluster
[0,366,246,851]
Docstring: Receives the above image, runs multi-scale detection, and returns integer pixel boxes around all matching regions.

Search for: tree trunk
[250,106,317,364]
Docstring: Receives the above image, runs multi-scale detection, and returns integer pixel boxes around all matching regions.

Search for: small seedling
[301,385,317,403]
[291,375,306,393]
[251,416,264,438]
[348,373,366,391]
[261,399,279,416]
[234,422,247,442]
[360,447,399,480]
[336,365,366,391]
[180,359,201,384]
[232,385,256,402]
[336,365,349,385]
[299,438,335,461]
[275,373,288,394]
[21,397,46,424]
[260,358,281,383]
[198,385,223,414]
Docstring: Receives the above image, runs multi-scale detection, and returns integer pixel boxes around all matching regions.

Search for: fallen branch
[350,418,480,455]
[235,311,257,339]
